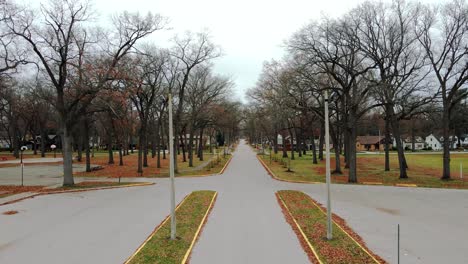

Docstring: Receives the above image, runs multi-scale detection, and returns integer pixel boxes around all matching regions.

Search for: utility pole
[324,90,332,240]
[168,92,176,240]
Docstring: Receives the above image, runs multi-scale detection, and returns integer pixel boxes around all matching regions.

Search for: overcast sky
[62,0,438,102]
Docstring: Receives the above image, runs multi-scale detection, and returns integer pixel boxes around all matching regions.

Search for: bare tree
[5,0,165,185]
[416,0,468,179]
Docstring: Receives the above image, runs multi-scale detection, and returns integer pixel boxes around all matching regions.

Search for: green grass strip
[127,190,217,264]
[277,190,384,264]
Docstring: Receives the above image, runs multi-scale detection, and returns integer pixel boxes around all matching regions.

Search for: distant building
[356,136,386,151]
[393,135,425,150]
[425,134,442,150]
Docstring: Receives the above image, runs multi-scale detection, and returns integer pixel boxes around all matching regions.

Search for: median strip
[125,190,217,264]
[276,190,386,264]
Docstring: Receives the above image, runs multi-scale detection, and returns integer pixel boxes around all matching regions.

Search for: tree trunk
[344,128,350,169]
[188,127,195,167]
[441,107,451,180]
[289,128,295,160]
[319,123,324,160]
[297,128,302,157]
[40,129,46,157]
[12,122,19,158]
[347,110,357,183]
[282,133,288,158]
[62,125,74,186]
[137,123,145,173]
[84,120,91,172]
[389,108,408,179]
[107,134,114,165]
[32,134,37,155]
[119,144,123,166]
[198,128,204,161]
[311,135,318,164]
[330,127,342,174]
[143,133,148,167]
[384,117,390,171]
[77,128,83,162]
[181,134,186,162]
[273,130,278,154]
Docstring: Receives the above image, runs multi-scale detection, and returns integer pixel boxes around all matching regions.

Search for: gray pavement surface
[0,140,467,264]
[0,164,94,186]
[0,158,63,164]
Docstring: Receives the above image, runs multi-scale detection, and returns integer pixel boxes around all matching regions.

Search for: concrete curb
[181,191,218,264]
[178,155,233,178]
[395,183,418,187]
[123,193,191,264]
[0,182,154,207]
[123,191,218,264]
[256,155,321,184]
[276,192,323,264]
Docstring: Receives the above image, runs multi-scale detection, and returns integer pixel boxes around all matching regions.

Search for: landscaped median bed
[276,190,386,264]
[125,190,217,264]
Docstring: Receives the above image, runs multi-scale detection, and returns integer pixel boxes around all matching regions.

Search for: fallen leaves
[2,210,18,215]
[277,190,386,264]
[0,186,45,197]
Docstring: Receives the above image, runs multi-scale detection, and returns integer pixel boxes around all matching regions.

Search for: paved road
[1,140,467,263]
[0,158,63,164]
[0,164,94,186]
[189,142,309,264]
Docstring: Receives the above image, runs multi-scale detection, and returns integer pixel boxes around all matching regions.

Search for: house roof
[357,136,383,145]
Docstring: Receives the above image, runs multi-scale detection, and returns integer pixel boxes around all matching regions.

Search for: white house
[393,136,425,150]
[425,134,442,150]
[462,136,468,147]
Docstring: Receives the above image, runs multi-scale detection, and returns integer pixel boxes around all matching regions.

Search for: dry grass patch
[126,190,217,264]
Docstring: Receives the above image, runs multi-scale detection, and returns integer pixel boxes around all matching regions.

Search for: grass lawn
[126,190,217,264]
[259,151,468,189]
[74,151,231,178]
[277,190,385,264]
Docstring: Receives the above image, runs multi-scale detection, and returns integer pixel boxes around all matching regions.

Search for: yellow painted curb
[219,155,233,174]
[177,155,233,178]
[305,193,382,264]
[256,156,321,184]
[123,194,191,264]
[395,183,418,187]
[362,182,383,185]
[276,192,324,264]
[181,191,218,264]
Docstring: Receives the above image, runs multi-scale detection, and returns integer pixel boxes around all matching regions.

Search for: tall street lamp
[324,90,333,240]
[168,92,176,240]
[20,145,27,186]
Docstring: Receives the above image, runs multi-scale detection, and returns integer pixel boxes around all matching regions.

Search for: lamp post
[51,144,57,158]
[324,90,333,240]
[168,92,176,240]
[20,146,27,186]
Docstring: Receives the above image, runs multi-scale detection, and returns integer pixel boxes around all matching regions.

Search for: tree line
[245,0,468,182]
[0,0,241,186]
